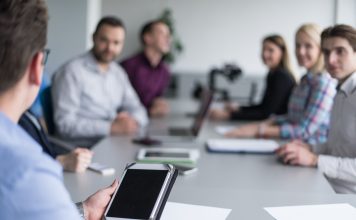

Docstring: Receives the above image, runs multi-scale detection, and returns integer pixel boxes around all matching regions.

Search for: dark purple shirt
[121,52,171,109]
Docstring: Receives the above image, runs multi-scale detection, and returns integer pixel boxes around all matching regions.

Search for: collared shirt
[312,72,356,193]
[274,72,337,145]
[52,51,148,139]
[121,52,171,108]
[0,112,80,220]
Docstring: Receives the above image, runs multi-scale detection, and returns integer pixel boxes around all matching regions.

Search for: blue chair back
[39,86,56,135]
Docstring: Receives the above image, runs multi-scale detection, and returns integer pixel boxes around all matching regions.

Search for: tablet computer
[137,148,200,165]
[105,163,178,220]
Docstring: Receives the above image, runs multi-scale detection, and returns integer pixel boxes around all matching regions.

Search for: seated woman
[226,23,337,145]
[19,111,93,172]
[210,34,296,121]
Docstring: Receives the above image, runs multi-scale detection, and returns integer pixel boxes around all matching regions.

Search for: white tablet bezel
[104,163,174,220]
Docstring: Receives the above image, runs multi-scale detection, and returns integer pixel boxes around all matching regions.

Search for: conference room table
[64,99,356,219]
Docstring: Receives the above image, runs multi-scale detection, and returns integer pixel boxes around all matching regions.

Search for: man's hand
[149,98,170,117]
[224,102,239,112]
[275,140,318,167]
[209,109,230,120]
[56,148,93,173]
[225,123,259,138]
[83,179,119,220]
[110,112,139,135]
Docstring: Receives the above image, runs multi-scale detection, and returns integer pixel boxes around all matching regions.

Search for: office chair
[39,86,56,135]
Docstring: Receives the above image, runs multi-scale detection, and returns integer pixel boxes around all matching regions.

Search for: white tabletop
[63,100,356,219]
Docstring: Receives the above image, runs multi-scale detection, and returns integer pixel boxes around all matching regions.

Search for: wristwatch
[75,202,86,219]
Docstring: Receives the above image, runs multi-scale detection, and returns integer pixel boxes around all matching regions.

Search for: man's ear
[93,33,97,44]
[28,52,43,86]
[143,33,152,46]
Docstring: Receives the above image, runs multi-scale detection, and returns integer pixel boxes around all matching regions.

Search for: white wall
[336,0,356,26]
[102,0,345,77]
[46,0,356,78]
[46,0,101,77]
[86,0,102,49]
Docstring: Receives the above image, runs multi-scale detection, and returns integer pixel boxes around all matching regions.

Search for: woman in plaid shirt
[226,23,337,145]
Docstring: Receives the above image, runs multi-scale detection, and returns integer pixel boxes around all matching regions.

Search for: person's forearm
[260,125,280,138]
[57,117,112,138]
[318,155,356,183]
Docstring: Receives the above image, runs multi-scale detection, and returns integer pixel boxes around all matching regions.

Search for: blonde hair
[263,34,296,81]
[296,23,324,74]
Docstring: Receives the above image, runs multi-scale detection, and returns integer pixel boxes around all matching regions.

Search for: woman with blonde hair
[226,23,337,145]
[210,34,296,121]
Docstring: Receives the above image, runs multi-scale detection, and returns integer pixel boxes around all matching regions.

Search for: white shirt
[312,72,356,193]
[52,51,148,139]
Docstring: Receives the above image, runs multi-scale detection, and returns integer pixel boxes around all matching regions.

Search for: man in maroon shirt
[121,20,171,117]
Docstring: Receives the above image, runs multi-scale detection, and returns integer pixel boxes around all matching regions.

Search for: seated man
[121,20,171,117]
[19,111,93,173]
[276,25,356,194]
[52,16,148,145]
[0,0,117,219]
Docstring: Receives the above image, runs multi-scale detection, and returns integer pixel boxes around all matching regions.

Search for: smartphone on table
[174,164,198,175]
[105,163,178,220]
[132,137,162,146]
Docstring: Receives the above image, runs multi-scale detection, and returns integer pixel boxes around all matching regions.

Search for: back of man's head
[0,0,48,94]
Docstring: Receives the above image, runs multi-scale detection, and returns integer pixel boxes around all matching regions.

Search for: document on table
[161,202,231,220]
[264,203,356,220]
[206,139,279,153]
[215,125,237,135]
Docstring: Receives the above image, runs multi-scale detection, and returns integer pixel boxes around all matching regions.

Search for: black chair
[39,86,56,135]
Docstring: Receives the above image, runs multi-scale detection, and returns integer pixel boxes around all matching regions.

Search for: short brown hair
[321,24,356,51]
[140,20,168,45]
[0,0,48,94]
[93,16,125,37]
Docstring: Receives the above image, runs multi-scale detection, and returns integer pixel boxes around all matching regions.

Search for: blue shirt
[0,112,80,220]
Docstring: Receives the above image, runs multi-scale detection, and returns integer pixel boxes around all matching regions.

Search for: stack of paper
[206,139,279,153]
[161,202,231,220]
[264,203,356,220]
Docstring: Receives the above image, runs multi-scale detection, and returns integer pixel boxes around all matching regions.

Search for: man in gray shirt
[52,17,148,143]
[276,25,356,193]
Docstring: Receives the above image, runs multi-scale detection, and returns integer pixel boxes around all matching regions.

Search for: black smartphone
[132,137,162,146]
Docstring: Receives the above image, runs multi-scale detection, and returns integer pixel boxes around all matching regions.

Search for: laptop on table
[152,88,213,141]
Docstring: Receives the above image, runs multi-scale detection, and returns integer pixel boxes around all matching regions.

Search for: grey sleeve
[52,67,112,138]
[311,142,329,155]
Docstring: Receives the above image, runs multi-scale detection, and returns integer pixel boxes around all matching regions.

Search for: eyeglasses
[42,48,50,65]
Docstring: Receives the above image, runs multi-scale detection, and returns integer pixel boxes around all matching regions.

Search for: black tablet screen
[106,169,168,219]
[145,152,190,158]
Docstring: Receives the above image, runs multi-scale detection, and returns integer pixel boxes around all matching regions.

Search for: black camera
[210,64,242,82]
[208,64,243,100]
